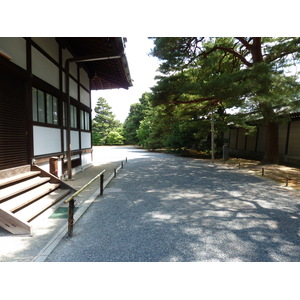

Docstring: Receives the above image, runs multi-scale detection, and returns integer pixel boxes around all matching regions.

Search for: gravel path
[46,147,300,262]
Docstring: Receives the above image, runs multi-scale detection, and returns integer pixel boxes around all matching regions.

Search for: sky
[91,37,161,123]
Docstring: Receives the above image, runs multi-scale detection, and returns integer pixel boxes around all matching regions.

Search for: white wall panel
[82,152,92,168]
[81,132,91,149]
[71,131,80,150]
[80,87,90,107]
[33,126,61,155]
[32,47,59,88]
[62,48,77,78]
[63,130,80,151]
[31,37,59,61]
[62,71,79,100]
[80,68,90,89]
[70,78,78,100]
[0,37,26,69]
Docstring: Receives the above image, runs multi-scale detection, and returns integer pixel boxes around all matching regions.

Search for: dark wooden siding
[0,70,28,170]
[287,120,300,156]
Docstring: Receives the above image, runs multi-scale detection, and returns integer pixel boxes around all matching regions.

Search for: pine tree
[92,97,122,145]
[151,37,300,163]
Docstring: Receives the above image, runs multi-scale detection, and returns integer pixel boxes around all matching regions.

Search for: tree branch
[265,50,298,64]
[173,96,220,105]
[235,37,253,51]
[203,46,253,67]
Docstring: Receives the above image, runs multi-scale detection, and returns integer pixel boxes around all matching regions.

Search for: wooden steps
[0,177,51,201]
[0,182,60,212]
[0,164,74,235]
[0,171,41,187]
[0,208,31,235]
[15,189,71,222]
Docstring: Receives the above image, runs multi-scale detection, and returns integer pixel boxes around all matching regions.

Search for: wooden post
[262,168,265,176]
[121,161,124,169]
[68,198,75,237]
[65,59,72,180]
[286,176,289,187]
[114,168,117,178]
[211,109,215,163]
[100,173,104,196]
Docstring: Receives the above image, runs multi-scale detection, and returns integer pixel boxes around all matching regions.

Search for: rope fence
[65,158,127,237]
[224,159,296,188]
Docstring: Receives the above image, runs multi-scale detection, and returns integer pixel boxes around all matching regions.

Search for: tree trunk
[263,122,279,163]
[250,38,279,163]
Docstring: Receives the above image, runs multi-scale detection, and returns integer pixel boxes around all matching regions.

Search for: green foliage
[123,92,152,144]
[150,37,300,162]
[120,38,300,162]
[92,97,124,145]
[106,131,125,145]
[135,102,224,152]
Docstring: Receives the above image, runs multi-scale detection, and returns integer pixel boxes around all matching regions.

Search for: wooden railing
[65,157,127,237]
[65,170,105,237]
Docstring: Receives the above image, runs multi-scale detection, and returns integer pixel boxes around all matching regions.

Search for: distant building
[226,112,300,166]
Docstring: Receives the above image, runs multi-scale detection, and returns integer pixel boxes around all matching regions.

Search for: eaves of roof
[56,37,133,90]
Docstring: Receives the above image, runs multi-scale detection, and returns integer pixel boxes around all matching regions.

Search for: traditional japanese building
[0,37,132,176]
[0,37,132,234]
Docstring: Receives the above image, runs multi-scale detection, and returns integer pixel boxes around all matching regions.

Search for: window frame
[32,88,59,126]
[70,104,77,129]
[80,109,90,131]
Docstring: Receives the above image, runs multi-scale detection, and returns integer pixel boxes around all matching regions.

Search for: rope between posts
[67,158,127,237]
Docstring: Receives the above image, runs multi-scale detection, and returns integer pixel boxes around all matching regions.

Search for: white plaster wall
[81,132,91,149]
[57,159,63,178]
[63,130,80,151]
[82,152,92,168]
[71,131,80,150]
[32,47,59,89]
[62,48,77,78]
[31,37,59,61]
[36,161,50,173]
[37,159,63,178]
[80,87,90,107]
[0,37,26,69]
[62,71,78,100]
[33,126,61,155]
[70,78,78,100]
[80,68,90,90]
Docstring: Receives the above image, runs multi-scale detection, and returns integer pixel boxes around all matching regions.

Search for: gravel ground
[46,147,300,262]
[0,147,125,262]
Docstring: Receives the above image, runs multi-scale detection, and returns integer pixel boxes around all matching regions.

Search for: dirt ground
[213,158,300,191]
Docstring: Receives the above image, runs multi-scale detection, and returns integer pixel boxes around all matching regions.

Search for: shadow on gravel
[47,152,300,262]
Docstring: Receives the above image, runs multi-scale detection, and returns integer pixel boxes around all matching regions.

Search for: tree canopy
[150,37,300,162]
[92,97,124,145]
[123,92,152,144]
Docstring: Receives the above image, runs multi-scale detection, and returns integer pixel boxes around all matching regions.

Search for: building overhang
[57,37,133,90]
